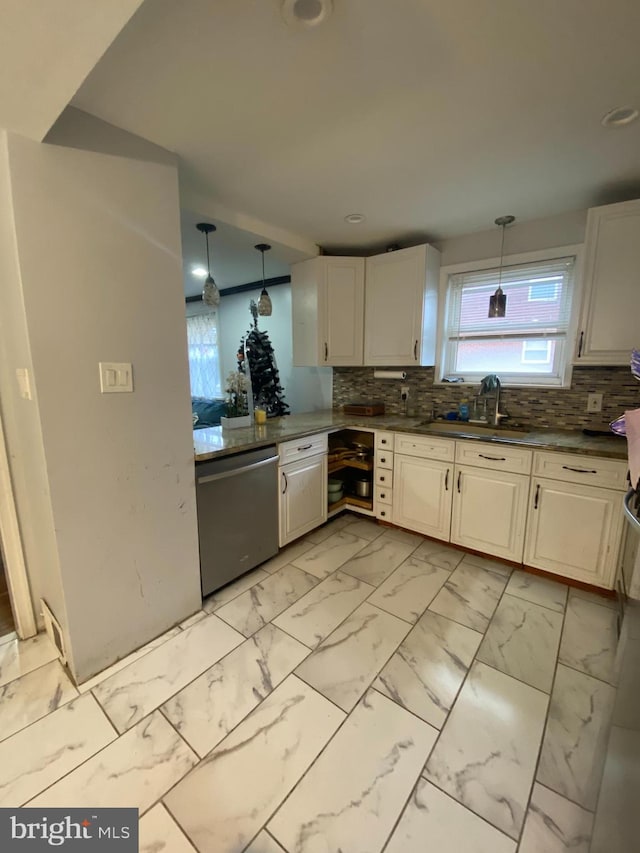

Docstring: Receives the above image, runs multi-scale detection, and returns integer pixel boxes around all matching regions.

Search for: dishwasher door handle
[197,455,279,485]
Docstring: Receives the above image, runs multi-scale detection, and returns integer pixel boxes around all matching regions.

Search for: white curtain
[185,306,222,398]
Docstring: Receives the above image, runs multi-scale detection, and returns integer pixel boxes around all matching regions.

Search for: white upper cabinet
[576,198,640,364]
[364,244,440,366]
[291,256,365,366]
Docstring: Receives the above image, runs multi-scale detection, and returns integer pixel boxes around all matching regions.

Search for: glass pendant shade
[196,222,220,307]
[488,215,514,319]
[255,243,272,316]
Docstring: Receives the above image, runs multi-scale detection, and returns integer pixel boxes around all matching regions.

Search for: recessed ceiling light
[601,106,639,128]
[282,0,332,28]
[191,266,208,278]
[344,213,365,224]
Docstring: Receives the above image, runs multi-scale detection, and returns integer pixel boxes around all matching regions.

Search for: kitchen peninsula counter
[194,410,627,463]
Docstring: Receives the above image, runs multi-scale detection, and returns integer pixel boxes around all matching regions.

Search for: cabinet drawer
[376,504,392,521]
[455,440,532,475]
[532,451,626,490]
[278,432,328,465]
[375,449,394,470]
[375,485,392,505]
[376,431,394,450]
[375,468,393,488]
[394,433,455,462]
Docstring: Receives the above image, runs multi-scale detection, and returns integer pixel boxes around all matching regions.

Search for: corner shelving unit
[327,429,375,516]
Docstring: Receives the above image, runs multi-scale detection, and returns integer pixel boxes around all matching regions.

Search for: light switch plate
[99,362,133,393]
[15,367,32,400]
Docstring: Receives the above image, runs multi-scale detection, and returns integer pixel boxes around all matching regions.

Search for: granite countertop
[194,410,628,463]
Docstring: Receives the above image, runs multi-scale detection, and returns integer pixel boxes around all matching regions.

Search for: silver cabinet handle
[562,465,597,474]
[479,454,506,461]
[282,471,288,494]
[197,456,279,485]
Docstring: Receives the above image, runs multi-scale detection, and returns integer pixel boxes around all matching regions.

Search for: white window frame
[435,245,583,389]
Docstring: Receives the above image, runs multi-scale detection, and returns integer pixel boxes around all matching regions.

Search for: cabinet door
[321,257,364,366]
[577,199,640,364]
[364,246,427,366]
[279,454,327,546]
[524,477,624,588]
[451,466,529,562]
[392,454,452,540]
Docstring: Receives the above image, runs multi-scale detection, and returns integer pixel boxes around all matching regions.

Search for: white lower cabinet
[523,477,624,588]
[451,465,529,563]
[392,454,453,541]
[278,433,328,547]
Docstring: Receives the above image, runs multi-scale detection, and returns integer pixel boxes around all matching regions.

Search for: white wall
[0,131,68,637]
[436,209,587,266]
[5,132,201,682]
[217,284,333,414]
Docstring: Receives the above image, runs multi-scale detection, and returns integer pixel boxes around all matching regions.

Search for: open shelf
[327,458,373,475]
[328,494,373,512]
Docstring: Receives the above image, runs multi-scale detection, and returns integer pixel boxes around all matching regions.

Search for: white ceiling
[72,0,640,250]
[180,208,309,297]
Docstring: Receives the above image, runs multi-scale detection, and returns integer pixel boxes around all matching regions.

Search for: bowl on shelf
[328,478,343,493]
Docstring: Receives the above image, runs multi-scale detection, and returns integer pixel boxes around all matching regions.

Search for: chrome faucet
[479,374,508,427]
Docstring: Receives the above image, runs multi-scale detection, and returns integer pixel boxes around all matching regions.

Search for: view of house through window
[186,309,222,398]
[441,255,576,386]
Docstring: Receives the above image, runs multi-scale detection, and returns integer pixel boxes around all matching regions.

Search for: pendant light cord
[206,233,211,276]
[262,249,265,287]
[498,223,506,290]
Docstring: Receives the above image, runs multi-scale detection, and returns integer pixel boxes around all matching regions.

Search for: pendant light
[255,243,272,316]
[196,222,220,307]
[488,215,515,318]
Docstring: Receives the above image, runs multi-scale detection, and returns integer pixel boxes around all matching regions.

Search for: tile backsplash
[333,366,639,430]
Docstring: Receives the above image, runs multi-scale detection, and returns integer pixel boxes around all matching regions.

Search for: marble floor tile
[163,675,344,853]
[375,610,482,729]
[477,594,563,692]
[570,586,617,610]
[559,595,619,684]
[179,610,207,630]
[505,569,568,613]
[161,623,309,758]
[424,661,548,840]
[0,660,78,742]
[378,527,424,547]
[245,830,286,853]
[273,571,373,648]
[519,783,593,853]
[215,565,319,637]
[428,559,509,632]
[0,632,58,688]
[304,514,353,544]
[589,724,640,853]
[260,540,314,574]
[461,552,513,577]
[0,693,116,807]
[537,664,616,809]
[339,536,417,586]
[93,616,244,732]
[340,516,385,541]
[291,529,370,579]
[28,711,197,813]
[295,602,409,711]
[269,689,437,853]
[139,803,197,853]
[385,778,516,853]
[202,567,269,613]
[412,539,465,572]
[368,556,450,623]
[77,627,182,693]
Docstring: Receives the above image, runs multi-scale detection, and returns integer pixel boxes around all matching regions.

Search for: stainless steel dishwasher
[195,446,279,597]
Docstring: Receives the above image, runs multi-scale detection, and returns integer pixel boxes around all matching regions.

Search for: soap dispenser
[458,399,469,421]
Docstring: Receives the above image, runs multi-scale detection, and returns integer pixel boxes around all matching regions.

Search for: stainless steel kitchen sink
[419,421,530,439]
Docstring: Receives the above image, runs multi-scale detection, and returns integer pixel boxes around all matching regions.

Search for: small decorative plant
[225,371,249,418]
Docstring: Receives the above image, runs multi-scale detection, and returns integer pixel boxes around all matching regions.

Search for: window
[185,307,222,398]
[440,255,576,386]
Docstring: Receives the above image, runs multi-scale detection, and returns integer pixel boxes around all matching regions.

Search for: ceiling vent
[282,0,332,27]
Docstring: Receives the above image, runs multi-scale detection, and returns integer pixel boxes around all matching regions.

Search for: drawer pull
[379,474,386,483]
[457,471,461,493]
[297,443,313,451]
[381,439,388,445]
[479,454,506,461]
[380,510,386,517]
[534,483,540,509]
[562,465,597,474]
[445,468,449,491]
[380,456,387,463]
[380,492,386,499]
